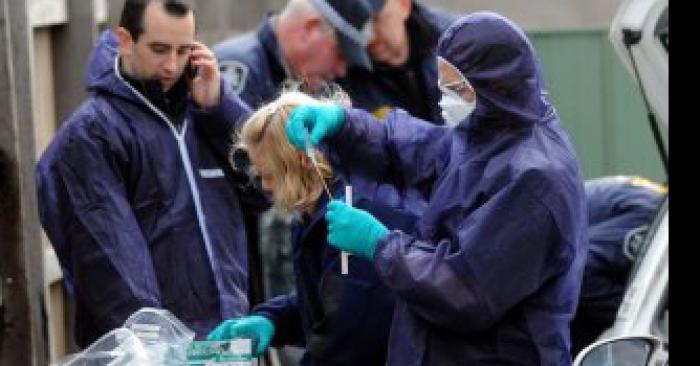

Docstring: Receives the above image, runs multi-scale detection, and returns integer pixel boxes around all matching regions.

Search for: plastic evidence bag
[53,328,150,366]
[122,307,196,364]
[53,308,256,365]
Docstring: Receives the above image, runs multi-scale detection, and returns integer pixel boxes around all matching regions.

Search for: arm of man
[327,107,452,193]
[373,173,578,334]
[189,42,252,158]
[188,42,270,212]
[38,116,162,339]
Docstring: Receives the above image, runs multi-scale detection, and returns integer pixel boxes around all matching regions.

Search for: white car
[574,0,668,365]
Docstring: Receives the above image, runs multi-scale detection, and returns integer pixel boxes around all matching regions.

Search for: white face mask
[439,87,476,128]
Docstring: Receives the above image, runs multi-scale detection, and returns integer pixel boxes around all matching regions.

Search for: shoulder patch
[219,60,249,94]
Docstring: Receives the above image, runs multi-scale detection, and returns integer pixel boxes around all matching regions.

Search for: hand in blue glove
[286,104,345,150]
[206,315,275,356]
[325,200,389,260]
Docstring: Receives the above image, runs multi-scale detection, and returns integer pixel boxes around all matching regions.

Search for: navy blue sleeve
[328,107,451,193]
[373,173,573,334]
[37,115,162,335]
[252,291,305,347]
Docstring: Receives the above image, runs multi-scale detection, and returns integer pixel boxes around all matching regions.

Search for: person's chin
[160,79,176,91]
[371,49,406,67]
[373,57,391,67]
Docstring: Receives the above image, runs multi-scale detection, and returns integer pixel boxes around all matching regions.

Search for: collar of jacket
[257,14,290,85]
[118,59,190,127]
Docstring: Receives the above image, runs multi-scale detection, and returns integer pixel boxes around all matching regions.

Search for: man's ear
[305,17,326,40]
[115,27,134,57]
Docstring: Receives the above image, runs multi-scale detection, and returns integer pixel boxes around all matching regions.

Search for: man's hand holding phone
[187,41,221,109]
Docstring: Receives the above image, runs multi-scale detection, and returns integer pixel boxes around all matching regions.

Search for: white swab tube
[341,186,352,275]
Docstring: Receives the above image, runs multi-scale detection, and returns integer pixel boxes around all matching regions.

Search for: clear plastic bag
[54,308,256,365]
[55,328,150,366]
[122,307,195,364]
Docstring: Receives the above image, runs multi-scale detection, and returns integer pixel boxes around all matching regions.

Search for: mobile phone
[186,58,198,79]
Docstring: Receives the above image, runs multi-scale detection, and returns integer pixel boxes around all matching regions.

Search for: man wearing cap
[213,0,376,108]
[214,0,455,121]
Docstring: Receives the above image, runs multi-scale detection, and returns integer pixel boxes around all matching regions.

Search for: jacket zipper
[114,57,222,297]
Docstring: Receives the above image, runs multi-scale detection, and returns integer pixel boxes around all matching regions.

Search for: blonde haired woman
[208,91,416,366]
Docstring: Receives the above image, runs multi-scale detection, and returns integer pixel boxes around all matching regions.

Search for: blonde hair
[236,91,339,215]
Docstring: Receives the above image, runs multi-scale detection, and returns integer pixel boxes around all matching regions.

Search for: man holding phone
[35,0,265,347]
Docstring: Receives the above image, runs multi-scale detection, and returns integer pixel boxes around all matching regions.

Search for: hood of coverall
[436,11,556,130]
[85,30,150,103]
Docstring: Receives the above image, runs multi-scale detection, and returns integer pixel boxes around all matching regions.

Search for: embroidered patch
[219,60,249,94]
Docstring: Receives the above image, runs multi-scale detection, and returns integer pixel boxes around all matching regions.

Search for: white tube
[341,186,352,275]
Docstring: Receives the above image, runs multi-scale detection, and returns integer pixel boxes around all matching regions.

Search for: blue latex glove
[206,315,275,356]
[325,200,389,260]
[286,104,345,150]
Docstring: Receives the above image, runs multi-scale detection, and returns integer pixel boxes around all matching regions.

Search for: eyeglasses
[439,80,471,95]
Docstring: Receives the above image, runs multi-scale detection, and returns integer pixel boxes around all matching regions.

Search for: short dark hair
[119,0,192,41]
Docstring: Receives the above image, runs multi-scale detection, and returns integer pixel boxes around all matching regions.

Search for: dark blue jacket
[324,12,588,365]
[252,180,417,366]
[571,176,666,352]
[35,30,257,347]
[213,3,456,123]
